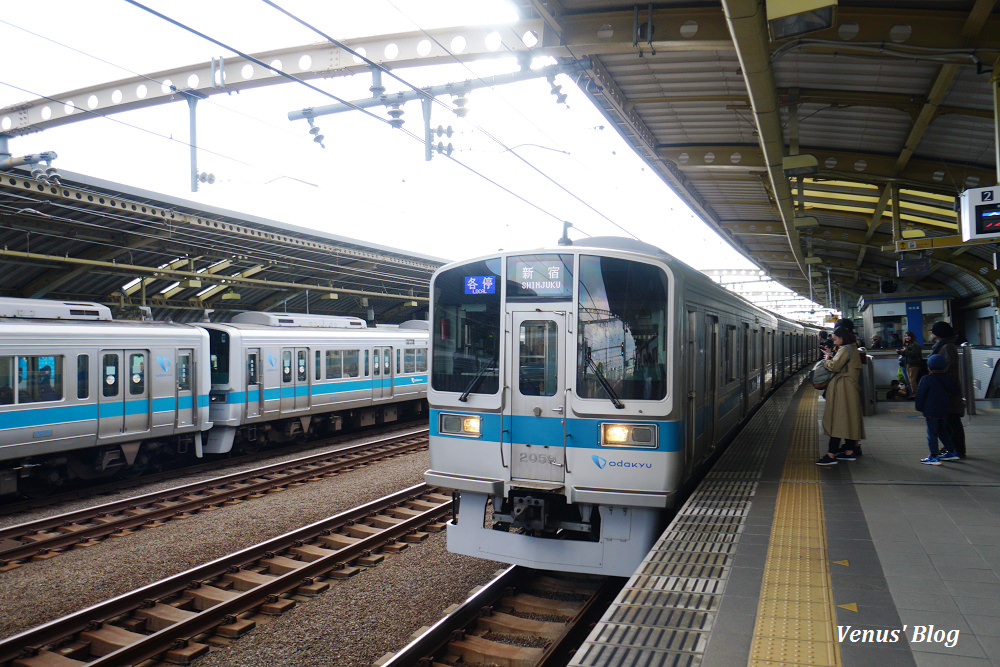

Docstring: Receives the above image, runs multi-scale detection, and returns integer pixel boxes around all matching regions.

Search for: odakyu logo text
[592,455,651,470]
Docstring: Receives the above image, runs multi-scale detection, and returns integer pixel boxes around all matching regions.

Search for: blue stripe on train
[1,395,210,431]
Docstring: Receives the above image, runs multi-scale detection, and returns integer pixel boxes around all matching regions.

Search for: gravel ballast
[0,440,503,665]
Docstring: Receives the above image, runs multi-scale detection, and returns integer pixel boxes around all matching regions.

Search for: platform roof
[2,1,999,318]
[0,168,442,323]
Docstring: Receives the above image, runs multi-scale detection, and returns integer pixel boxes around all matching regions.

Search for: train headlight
[600,423,657,448]
[440,413,483,438]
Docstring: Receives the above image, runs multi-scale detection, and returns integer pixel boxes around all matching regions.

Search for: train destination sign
[464,276,497,295]
[507,254,574,299]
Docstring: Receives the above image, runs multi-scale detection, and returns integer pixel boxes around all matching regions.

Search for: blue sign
[464,276,497,295]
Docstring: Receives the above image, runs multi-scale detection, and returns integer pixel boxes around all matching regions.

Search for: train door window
[103,354,119,398]
[405,348,416,373]
[77,355,89,399]
[297,350,308,382]
[246,353,259,385]
[519,321,557,396]
[372,349,380,377]
[0,356,13,404]
[177,353,191,391]
[282,351,293,383]
[416,347,427,372]
[326,350,342,379]
[128,353,146,395]
[383,349,391,375]
[343,350,359,378]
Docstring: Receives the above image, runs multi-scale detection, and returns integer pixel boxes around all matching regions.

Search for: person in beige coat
[816,326,866,465]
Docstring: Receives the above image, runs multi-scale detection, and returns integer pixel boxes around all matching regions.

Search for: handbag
[811,360,832,390]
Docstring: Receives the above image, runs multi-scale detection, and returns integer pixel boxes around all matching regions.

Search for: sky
[0,1,824,318]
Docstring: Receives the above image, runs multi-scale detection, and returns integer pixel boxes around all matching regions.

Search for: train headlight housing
[439,413,482,437]
[600,423,657,448]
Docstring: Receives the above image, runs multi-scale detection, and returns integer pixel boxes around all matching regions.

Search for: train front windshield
[432,259,502,395]
[577,255,668,401]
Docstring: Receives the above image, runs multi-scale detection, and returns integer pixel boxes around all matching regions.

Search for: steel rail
[0,483,450,666]
[0,429,428,566]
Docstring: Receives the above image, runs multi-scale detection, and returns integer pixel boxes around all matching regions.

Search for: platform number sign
[960,186,1000,242]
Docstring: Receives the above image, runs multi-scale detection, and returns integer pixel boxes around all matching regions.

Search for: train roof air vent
[231,311,368,328]
[0,297,113,321]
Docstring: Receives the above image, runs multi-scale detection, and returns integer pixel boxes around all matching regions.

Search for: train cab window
[519,321,558,396]
[0,356,13,405]
[343,350,359,378]
[430,258,502,394]
[77,355,89,399]
[129,353,145,395]
[103,354,119,397]
[177,354,191,391]
[297,351,308,382]
[577,255,668,401]
[207,329,230,385]
[326,350,342,379]
[416,347,427,372]
[282,351,293,383]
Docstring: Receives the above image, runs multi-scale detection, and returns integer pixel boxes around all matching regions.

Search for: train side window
[405,348,416,373]
[343,350,358,378]
[18,355,63,403]
[0,356,13,405]
[326,350,342,379]
[103,354,119,397]
[177,353,191,391]
[416,347,427,372]
[397,349,402,374]
[129,353,145,395]
[297,350,308,382]
[282,351,293,383]
[77,355,89,399]
[364,350,370,377]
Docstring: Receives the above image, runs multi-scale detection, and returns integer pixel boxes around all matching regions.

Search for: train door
[373,346,394,400]
[280,348,309,412]
[176,348,194,428]
[246,348,261,419]
[685,309,699,471]
[98,350,150,438]
[704,315,718,452]
[508,311,566,484]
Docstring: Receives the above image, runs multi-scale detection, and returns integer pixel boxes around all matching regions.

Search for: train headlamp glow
[440,413,482,437]
[600,423,657,448]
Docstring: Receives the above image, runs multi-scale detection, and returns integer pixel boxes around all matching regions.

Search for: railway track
[0,429,428,570]
[380,565,623,667]
[0,483,451,667]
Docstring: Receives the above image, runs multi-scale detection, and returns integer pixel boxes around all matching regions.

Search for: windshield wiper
[587,356,625,409]
[459,356,496,402]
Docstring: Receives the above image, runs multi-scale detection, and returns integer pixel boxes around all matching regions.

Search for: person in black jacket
[929,321,966,459]
[914,354,960,465]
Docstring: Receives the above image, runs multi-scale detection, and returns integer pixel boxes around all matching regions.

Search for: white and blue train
[424,238,818,576]
[0,297,428,496]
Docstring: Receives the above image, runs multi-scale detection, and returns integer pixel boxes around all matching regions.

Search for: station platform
[569,374,1000,667]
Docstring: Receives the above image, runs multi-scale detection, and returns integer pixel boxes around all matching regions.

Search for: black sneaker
[816,456,838,466]
[835,451,856,461]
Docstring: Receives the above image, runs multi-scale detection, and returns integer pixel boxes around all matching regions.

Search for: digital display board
[961,186,1000,241]
[506,254,574,299]
[464,276,497,295]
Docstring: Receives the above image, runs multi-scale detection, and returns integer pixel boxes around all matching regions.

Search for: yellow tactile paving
[748,389,841,667]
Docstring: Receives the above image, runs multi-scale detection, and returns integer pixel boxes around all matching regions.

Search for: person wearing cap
[815,326,866,466]
[914,354,960,465]
[929,321,966,459]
